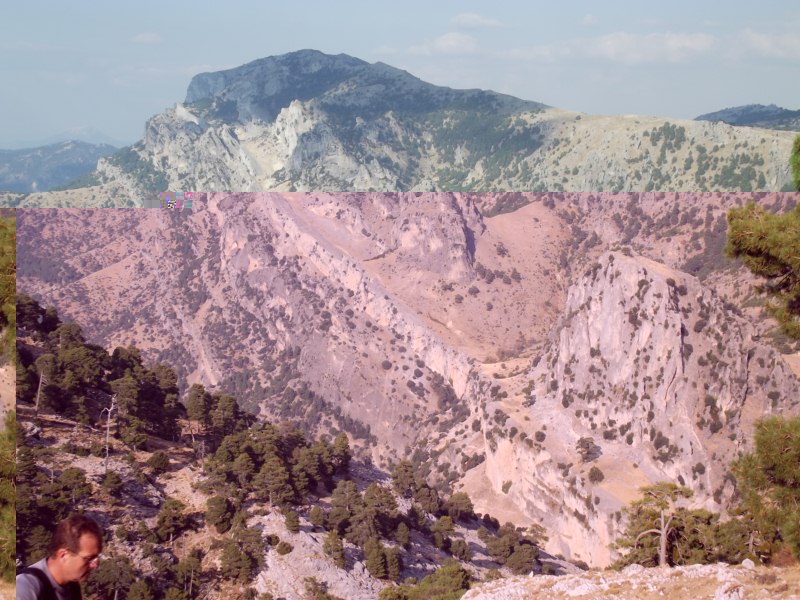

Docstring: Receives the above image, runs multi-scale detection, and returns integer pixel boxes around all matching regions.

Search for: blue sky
[2,0,798,148]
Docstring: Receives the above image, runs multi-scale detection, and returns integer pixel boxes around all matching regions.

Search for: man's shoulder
[16,564,48,599]
[16,561,80,600]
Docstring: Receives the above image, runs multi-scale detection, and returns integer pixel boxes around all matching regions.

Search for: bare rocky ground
[0,361,12,598]
[0,365,13,419]
[463,562,800,600]
[0,581,13,599]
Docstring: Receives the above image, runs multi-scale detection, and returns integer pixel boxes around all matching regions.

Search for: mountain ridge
[695,103,800,131]
[0,140,116,193]
[4,51,797,207]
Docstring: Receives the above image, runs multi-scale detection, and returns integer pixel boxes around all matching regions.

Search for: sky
[2,0,798,148]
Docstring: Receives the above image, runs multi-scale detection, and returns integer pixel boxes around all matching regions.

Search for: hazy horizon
[2,0,798,148]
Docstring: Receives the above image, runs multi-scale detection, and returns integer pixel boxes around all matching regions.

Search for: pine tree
[385,547,403,581]
[444,492,474,522]
[332,432,351,475]
[364,538,387,579]
[413,483,440,515]
[726,202,800,339]
[185,383,212,433]
[110,345,143,379]
[16,444,37,484]
[236,526,267,570]
[733,415,800,559]
[126,579,153,600]
[430,516,454,550]
[155,498,187,543]
[347,505,381,548]
[233,452,255,488]
[329,480,363,534]
[364,483,398,536]
[172,549,203,596]
[450,538,472,562]
[220,541,254,582]
[613,482,694,567]
[210,393,242,442]
[394,522,411,548]
[391,460,416,497]
[101,471,124,498]
[292,446,321,499]
[312,439,335,490]
[206,495,233,533]
[53,323,85,351]
[309,505,326,530]
[56,467,92,507]
[0,412,14,579]
[323,530,346,568]
[506,543,539,575]
[85,556,136,599]
[147,451,170,475]
[164,588,188,600]
[254,455,295,507]
[284,509,301,534]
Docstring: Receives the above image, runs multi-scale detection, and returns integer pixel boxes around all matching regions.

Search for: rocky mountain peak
[9,52,797,206]
[183,50,543,128]
[185,50,370,124]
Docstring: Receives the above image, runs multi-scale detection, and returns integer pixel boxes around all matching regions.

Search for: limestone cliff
[476,251,800,566]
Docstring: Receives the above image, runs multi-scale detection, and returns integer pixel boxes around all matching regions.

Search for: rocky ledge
[462,561,800,599]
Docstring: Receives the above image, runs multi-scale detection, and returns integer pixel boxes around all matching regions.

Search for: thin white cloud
[184,64,234,75]
[374,45,401,55]
[132,32,161,44]
[500,45,569,63]
[589,32,715,64]
[43,71,85,86]
[451,13,502,28]
[109,63,236,87]
[1,40,63,52]
[502,31,716,65]
[582,14,598,26]
[409,32,479,56]
[739,28,800,59]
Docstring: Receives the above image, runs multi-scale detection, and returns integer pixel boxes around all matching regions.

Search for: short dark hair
[48,514,104,557]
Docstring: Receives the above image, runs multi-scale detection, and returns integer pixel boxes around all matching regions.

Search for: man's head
[47,514,103,585]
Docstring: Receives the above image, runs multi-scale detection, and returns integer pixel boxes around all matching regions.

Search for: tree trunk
[658,509,669,567]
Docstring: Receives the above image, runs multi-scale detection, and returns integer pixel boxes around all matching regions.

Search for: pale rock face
[252,512,386,600]
[462,562,798,600]
[477,251,799,566]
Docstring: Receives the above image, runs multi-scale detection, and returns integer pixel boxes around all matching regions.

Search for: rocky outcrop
[477,251,800,566]
[462,562,800,600]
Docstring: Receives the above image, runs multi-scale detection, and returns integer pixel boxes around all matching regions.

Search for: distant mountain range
[0,140,116,193]
[4,50,797,207]
[2,126,131,150]
[695,104,800,131]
